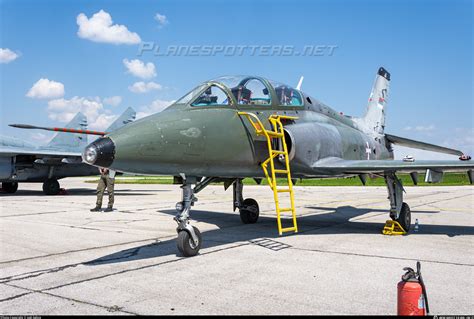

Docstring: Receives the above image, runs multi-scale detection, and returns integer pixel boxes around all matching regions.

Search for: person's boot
[90,206,101,212]
[104,206,113,212]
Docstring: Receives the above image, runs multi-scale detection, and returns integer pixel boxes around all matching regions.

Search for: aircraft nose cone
[82,137,115,167]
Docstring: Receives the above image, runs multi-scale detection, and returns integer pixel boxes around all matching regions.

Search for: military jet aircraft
[1,107,136,195]
[82,67,473,257]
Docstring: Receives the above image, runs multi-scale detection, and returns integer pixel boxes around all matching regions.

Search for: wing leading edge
[385,134,464,156]
[311,157,474,175]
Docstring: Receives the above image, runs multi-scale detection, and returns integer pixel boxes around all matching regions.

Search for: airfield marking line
[1,282,139,315]
[288,246,474,267]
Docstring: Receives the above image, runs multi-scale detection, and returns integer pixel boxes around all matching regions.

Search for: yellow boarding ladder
[238,112,298,235]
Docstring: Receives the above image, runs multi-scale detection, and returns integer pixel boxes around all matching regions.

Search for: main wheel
[395,202,411,232]
[2,182,18,194]
[239,198,259,224]
[42,179,60,195]
[177,226,202,257]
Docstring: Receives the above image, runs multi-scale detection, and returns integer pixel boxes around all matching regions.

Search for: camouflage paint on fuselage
[106,76,393,178]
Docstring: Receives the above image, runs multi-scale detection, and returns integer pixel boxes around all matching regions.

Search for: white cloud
[123,59,156,79]
[47,96,133,130]
[77,10,141,45]
[137,99,174,119]
[26,78,65,99]
[30,132,52,144]
[128,81,162,93]
[441,127,474,156]
[103,96,122,106]
[90,113,118,131]
[48,97,103,124]
[403,125,435,132]
[154,13,168,27]
[0,48,19,64]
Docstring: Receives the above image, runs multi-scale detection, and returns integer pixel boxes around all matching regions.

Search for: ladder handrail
[238,111,299,235]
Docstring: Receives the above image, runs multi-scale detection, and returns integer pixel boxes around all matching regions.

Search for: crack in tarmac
[0,242,251,315]
[1,282,139,315]
[1,187,471,314]
[289,247,474,267]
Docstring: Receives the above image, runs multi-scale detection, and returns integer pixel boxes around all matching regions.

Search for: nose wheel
[174,181,202,257]
[177,226,202,257]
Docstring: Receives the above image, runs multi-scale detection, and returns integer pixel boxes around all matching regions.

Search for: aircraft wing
[385,134,463,156]
[0,146,81,158]
[311,157,474,174]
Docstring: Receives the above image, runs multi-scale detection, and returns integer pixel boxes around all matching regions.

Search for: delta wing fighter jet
[82,67,473,256]
[1,107,136,195]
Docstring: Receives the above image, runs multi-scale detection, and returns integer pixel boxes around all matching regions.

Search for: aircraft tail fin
[362,67,390,134]
[47,112,89,151]
[105,107,136,132]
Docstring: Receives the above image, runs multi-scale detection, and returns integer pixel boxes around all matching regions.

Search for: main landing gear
[173,177,260,257]
[1,182,18,194]
[385,173,411,232]
[42,178,60,195]
[233,179,260,224]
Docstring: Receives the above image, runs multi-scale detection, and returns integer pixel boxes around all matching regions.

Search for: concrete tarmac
[0,177,473,315]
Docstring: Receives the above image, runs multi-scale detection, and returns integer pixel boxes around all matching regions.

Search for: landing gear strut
[173,177,260,257]
[385,173,411,232]
[233,179,260,224]
[174,181,201,257]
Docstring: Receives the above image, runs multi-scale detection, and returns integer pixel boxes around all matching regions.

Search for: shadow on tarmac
[0,188,169,196]
[85,205,474,266]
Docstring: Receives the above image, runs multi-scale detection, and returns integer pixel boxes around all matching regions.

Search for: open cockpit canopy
[176,76,304,107]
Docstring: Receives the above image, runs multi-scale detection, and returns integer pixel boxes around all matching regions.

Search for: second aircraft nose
[82,137,116,167]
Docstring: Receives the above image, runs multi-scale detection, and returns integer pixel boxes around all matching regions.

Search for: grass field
[85,172,473,186]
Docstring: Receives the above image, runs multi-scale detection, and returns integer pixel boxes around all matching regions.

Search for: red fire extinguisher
[398,261,430,316]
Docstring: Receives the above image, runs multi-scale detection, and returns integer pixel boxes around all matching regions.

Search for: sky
[0,0,472,159]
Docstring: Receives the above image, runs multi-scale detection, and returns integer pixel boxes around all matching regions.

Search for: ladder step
[266,132,284,138]
[271,150,286,155]
[238,112,299,237]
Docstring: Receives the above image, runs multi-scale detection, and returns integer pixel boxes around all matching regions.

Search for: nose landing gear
[174,181,202,257]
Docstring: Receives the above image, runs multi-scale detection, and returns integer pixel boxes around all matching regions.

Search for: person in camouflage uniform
[90,167,115,212]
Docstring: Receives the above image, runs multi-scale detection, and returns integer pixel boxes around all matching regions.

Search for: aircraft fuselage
[100,95,393,178]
